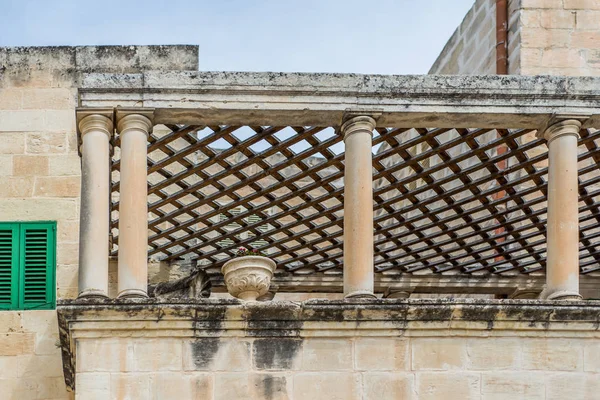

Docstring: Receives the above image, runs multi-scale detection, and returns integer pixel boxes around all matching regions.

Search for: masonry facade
[0,1,600,397]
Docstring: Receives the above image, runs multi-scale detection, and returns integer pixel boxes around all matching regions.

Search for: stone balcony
[57,298,600,398]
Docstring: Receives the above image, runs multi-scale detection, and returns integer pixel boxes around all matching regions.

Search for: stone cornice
[79,73,600,128]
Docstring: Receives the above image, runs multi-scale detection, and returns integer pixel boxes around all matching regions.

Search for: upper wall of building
[429,0,600,76]
[429,0,518,74]
[0,45,198,400]
[0,45,198,88]
[519,0,600,75]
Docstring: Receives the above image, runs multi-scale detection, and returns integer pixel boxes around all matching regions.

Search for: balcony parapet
[57,298,600,391]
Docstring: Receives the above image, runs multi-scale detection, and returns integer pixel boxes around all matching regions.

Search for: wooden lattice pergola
[108,124,600,273]
[76,73,600,297]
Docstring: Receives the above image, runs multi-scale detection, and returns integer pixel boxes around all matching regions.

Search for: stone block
[45,110,76,132]
[0,110,45,131]
[0,311,21,332]
[0,155,12,175]
[416,372,480,400]
[540,10,577,29]
[576,11,600,29]
[520,10,542,27]
[481,372,545,400]
[48,154,81,176]
[0,132,25,154]
[214,373,291,400]
[522,0,564,8]
[521,28,571,48]
[17,354,64,378]
[0,333,35,356]
[57,220,79,243]
[0,198,78,220]
[26,132,67,154]
[13,155,48,176]
[0,176,34,197]
[14,376,68,400]
[132,339,182,372]
[75,45,198,74]
[21,311,60,356]
[77,339,134,372]
[362,372,415,400]
[541,48,585,68]
[0,356,19,378]
[34,176,80,197]
[583,340,600,372]
[21,88,75,110]
[57,242,79,265]
[76,373,110,400]
[0,88,23,109]
[57,286,78,300]
[293,372,360,400]
[0,46,76,88]
[564,0,600,9]
[467,338,521,370]
[570,31,600,50]
[302,338,353,371]
[184,338,251,371]
[252,337,302,370]
[110,373,151,399]
[522,338,583,371]
[412,338,467,370]
[153,372,213,399]
[545,372,600,400]
[355,337,409,371]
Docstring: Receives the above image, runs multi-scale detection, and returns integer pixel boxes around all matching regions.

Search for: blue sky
[0,0,475,74]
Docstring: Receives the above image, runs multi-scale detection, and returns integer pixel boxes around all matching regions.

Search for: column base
[546,290,582,301]
[344,290,377,299]
[77,289,109,299]
[117,289,149,299]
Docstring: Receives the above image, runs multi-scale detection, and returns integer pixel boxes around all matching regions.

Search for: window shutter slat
[0,224,19,309]
[20,223,55,310]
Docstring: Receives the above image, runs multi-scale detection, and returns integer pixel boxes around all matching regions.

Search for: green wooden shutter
[19,223,55,310]
[0,224,19,310]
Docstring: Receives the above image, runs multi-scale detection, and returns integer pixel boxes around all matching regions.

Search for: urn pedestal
[222,256,277,301]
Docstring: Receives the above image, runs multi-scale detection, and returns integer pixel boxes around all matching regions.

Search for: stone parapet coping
[58,298,600,338]
[79,74,600,128]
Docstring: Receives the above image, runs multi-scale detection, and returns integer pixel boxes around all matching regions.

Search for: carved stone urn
[222,256,277,301]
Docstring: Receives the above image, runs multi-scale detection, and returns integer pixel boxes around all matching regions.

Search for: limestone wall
[61,299,600,400]
[519,0,600,75]
[0,45,198,400]
[428,0,522,74]
[73,335,600,399]
[430,0,600,76]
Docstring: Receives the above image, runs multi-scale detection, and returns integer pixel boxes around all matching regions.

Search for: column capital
[115,108,155,136]
[537,114,590,142]
[77,108,114,136]
[340,115,377,141]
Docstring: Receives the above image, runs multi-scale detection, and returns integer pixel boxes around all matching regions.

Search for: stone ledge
[78,74,600,128]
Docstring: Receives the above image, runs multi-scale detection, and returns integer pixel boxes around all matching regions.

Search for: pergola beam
[79,73,600,129]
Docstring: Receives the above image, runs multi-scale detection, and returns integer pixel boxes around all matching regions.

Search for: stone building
[1,0,600,399]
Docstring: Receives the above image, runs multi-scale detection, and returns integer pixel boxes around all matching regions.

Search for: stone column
[116,110,153,299]
[540,117,585,300]
[77,110,113,298]
[341,116,377,298]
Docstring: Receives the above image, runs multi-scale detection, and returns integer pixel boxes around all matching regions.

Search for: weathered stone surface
[302,338,353,371]
[253,337,303,370]
[355,337,409,371]
[362,372,415,400]
[294,372,360,400]
[416,372,481,400]
[412,338,467,370]
[57,299,600,399]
